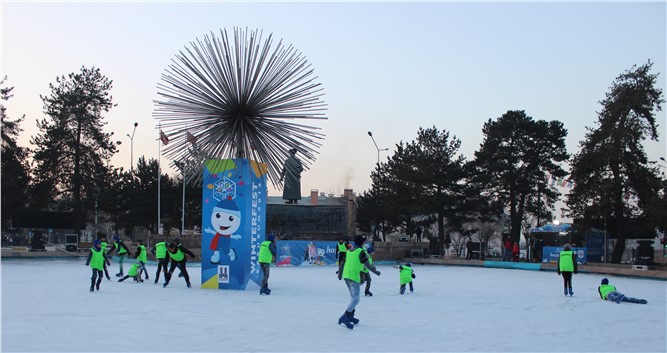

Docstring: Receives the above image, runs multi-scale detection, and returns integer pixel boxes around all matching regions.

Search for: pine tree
[566,61,664,263]
[1,76,31,230]
[31,66,118,235]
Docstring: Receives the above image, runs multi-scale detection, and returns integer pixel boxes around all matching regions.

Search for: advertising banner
[200,159,267,290]
[274,240,338,267]
[542,246,588,265]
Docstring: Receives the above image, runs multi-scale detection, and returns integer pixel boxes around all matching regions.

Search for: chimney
[310,189,318,205]
[344,189,355,203]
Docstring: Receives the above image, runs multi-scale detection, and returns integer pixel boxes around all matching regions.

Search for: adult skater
[598,278,648,304]
[556,243,577,296]
[394,262,415,295]
[259,234,277,295]
[337,235,380,329]
[85,239,110,292]
[163,241,196,288]
[107,235,131,277]
[151,239,168,284]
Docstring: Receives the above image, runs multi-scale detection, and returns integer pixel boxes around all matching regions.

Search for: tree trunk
[438,212,445,255]
[73,115,82,237]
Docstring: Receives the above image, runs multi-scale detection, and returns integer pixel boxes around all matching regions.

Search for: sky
[2,1,666,201]
[2,258,666,353]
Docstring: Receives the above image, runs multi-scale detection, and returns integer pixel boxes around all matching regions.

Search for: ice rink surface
[2,258,665,353]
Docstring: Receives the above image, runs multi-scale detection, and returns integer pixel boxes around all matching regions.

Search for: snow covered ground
[1,258,665,353]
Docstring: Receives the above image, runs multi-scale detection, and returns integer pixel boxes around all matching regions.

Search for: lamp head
[367,131,372,137]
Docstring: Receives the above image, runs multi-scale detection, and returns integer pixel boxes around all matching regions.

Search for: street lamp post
[127,122,138,174]
[367,131,388,164]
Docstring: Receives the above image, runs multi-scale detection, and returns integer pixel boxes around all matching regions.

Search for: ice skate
[338,312,354,329]
[365,290,373,297]
[348,310,359,325]
[115,272,123,277]
[568,287,573,296]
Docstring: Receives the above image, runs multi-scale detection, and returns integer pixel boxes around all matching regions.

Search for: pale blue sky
[2,1,665,199]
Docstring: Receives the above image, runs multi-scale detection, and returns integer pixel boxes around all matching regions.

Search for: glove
[412,274,416,279]
[374,270,381,276]
[574,271,578,274]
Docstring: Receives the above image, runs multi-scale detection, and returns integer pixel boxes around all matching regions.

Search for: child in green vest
[598,278,647,304]
[362,245,375,296]
[337,235,381,330]
[134,239,149,281]
[117,262,143,283]
[258,234,277,295]
[97,233,111,280]
[394,262,415,294]
[151,239,169,284]
[85,239,110,292]
[163,241,196,288]
[557,243,578,296]
[107,235,131,277]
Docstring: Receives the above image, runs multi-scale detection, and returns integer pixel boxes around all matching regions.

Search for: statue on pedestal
[280,148,303,204]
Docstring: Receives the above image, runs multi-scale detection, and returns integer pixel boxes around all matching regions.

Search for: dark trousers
[561,271,573,288]
[337,252,347,275]
[90,269,103,289]
[400,281,414,293]
[260,262,270,288]
[155,258,169,280]
[165,260,190,285]
[363,272,372,293]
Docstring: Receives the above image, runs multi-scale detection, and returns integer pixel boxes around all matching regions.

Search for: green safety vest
[338,243,348,253]
[168,248,185,262]
[342,248,363,283]
[128,263,139,277]
[400,266,413,285]
[361,249,372,274]
[116,242,127,255]
[259,241,273,264]
[559,250,574,272]
[100,241,108,253]
[89,248,105,270]
[155,242,167,259]
[137,245,147,262]
[599,284,617,300]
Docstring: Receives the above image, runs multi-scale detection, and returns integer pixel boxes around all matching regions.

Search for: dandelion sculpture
[153,27,327,186]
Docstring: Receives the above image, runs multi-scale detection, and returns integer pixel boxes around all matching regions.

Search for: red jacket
[512,243,519,254]
[504,239,512,250]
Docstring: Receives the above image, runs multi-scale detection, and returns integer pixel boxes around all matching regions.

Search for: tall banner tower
[200,159,267,290]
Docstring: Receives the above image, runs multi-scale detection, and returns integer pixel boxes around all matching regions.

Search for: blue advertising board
[200,159,268,290]
[542,246,588,264]
[274,240,338,267]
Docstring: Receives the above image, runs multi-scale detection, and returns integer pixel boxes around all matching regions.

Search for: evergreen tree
[473,110,569,244]
[31,66,118,235]
[566,61,664,263]
[1,77,31,230]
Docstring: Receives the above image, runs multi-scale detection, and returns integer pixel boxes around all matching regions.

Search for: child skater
[598,278,648,304]
[362,245,375,297]
[151,239,169,284]
[337,235,381,329]
[134,239,149,281]
[107,235,131,277]
[556,243,577,296]
[85,239,110,292]
[394,262,415,294]
[117,262,143,283]
[163,241,196,288]
[97,233,111,280]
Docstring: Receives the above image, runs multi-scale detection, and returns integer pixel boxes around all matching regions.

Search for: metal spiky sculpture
[153,27,327,186]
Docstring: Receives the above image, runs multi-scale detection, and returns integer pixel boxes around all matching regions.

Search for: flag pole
[181,169,186,235]
[157,124,162,236]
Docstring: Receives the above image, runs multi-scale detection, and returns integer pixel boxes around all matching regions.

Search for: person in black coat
[163,240,196,288]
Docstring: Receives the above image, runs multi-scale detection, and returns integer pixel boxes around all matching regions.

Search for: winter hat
[215,199,239,212]
[268,234,276,242]
[563,243,572,250]
[406,263,412,267]
[601,278,609,285]
[366,246,375,254]
[113,235,120,242]
[93,239,102,247]
[354,235,365,247]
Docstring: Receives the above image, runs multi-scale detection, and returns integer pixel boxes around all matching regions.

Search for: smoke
[341,167,353,188]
